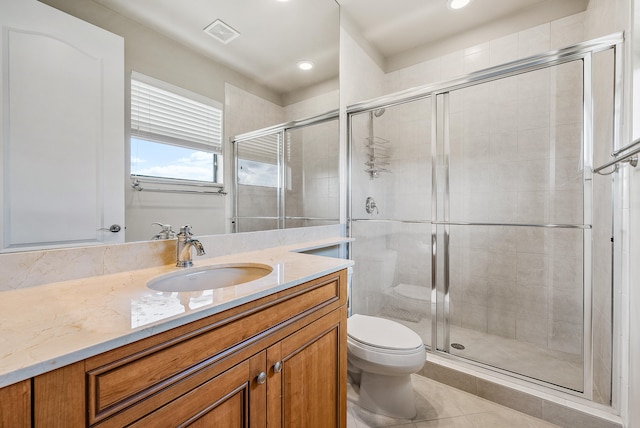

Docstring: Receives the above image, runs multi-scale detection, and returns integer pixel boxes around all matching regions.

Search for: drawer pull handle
[273,361,283,373]
[256,371,267,385]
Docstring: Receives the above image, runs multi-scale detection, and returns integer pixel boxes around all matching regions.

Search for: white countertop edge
[0,239,353,388]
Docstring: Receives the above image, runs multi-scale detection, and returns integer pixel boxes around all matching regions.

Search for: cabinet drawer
[127,351,265,428]
[87,271,343,425]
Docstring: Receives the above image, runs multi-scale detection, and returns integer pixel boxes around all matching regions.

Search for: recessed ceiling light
[297,61,314,71]
[447,0,471,9]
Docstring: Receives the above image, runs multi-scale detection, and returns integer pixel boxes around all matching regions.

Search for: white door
[0,0,124,252]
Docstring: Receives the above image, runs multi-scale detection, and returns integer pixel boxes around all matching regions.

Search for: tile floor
[347,374,562,428]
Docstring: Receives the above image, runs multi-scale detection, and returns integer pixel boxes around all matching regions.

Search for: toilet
[347,313,426,419]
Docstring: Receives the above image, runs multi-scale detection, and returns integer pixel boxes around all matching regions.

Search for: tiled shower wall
[285,88,341,228]
[286,122,340,227]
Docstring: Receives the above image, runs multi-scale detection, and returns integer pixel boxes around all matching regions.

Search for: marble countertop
[0,238,353,388]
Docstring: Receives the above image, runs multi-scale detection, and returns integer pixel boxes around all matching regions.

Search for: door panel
[0,0,124,251]
[438,60,587,392]
[274,309,345,428]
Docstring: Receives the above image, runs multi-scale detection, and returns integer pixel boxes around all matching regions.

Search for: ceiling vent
[203,19,240,44]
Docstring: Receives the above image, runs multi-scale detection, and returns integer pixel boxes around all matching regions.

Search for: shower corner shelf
[364,136,392,179]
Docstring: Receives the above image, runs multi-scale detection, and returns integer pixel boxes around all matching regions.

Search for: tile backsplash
[0,225,344,292]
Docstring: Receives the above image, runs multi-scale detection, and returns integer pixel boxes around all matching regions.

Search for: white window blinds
[131,73,223,153]
[236,133,281,164]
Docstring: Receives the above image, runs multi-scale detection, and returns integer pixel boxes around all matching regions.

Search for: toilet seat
[347,314,423,351]
[348,336,422,356]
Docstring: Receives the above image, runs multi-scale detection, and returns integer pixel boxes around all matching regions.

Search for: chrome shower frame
[231,109,339,232]
[346,33,624,403]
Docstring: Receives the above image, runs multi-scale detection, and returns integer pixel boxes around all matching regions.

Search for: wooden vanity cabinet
[26,269,347,428]
[0,380,30,427]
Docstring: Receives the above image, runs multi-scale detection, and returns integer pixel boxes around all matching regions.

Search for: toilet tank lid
[347,314,423,350]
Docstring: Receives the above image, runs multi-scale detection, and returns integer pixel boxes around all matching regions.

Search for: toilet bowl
[347,314,426,419]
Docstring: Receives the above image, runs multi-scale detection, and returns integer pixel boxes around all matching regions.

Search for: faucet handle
[151,222,176,240]
[179,224,192,236]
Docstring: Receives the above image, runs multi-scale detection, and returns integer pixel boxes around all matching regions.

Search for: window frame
[129,71,224,188]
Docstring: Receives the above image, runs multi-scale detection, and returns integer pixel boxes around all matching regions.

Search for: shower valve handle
[365,197,379,214]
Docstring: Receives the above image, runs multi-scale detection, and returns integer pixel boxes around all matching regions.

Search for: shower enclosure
[232,111,340,232]
[348,34,622,404]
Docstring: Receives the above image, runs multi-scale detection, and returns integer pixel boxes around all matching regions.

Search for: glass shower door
[234,132,281,232]
[438,60,588,392]
[347,37,619,403]
[349,98,433,346]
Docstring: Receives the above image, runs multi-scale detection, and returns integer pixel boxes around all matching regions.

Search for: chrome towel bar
[131,179,227,195]
[593,138,640,175]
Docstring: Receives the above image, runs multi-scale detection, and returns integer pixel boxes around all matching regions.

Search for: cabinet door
[128,351,267,428]
[269,308,347,428]
[33,362,85,427]
[0,380,30,428]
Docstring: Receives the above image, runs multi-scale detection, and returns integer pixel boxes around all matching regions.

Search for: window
[130,72,223,185]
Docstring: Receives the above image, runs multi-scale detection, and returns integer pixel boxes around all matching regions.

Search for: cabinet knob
[273,361,283,373]
[256,371,267,385]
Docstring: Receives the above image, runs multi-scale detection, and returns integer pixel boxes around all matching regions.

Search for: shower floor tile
[375,313,584,394]
[347,374,561,428]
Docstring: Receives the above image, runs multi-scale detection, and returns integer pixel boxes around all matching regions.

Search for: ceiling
[92,0,590,95]
[339,0,588,57]
[94,0,340,95]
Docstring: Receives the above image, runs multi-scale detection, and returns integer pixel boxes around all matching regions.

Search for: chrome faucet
[151,222,176,240]
[176,225,205,267]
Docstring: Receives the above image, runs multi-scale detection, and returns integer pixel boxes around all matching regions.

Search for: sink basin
[147,263,273,292]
